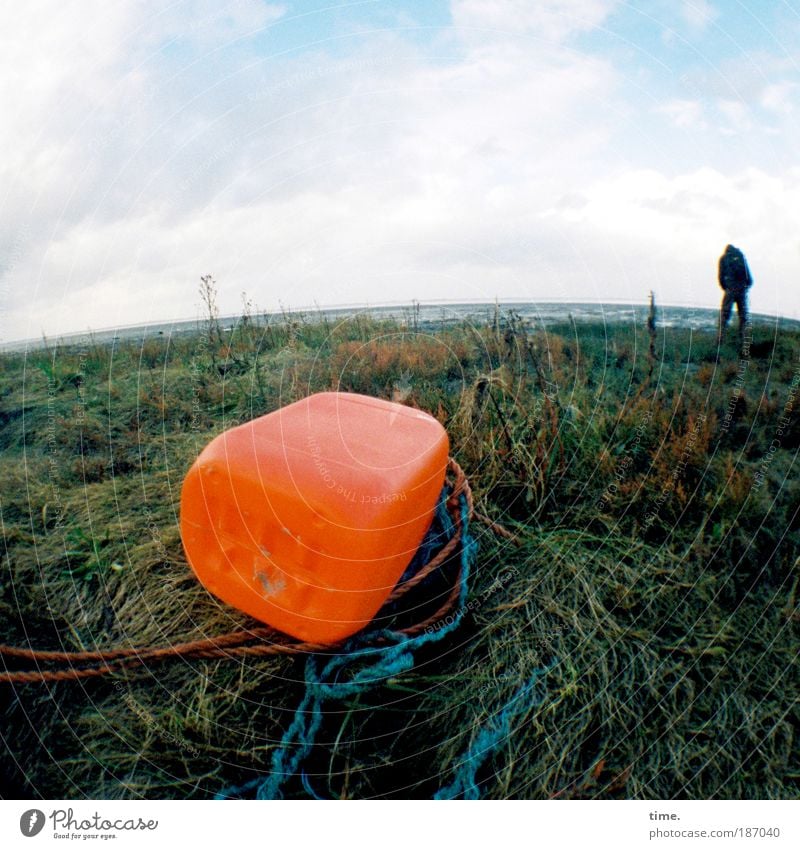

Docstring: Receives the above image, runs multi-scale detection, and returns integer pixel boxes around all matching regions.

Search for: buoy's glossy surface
[180,392,449,644]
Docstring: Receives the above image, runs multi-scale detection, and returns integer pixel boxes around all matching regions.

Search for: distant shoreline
[2,300,796,354]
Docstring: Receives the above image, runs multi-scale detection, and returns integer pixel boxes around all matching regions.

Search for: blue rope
[218,495,477,800]
[433,662,555,800]
[395,491,454,585]
[218,490,554,801]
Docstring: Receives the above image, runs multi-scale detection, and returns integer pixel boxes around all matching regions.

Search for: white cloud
[715,98,752,133]
[658,98,706,129]
[2,0,800,341]
[2,3,625,341]
[0,0,288,340]
[680,0,717,32]
[543,166,800,315]
[450,0,619,42]
[761,81,798,115]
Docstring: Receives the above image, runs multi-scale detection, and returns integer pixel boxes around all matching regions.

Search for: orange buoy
[180,392,449,644]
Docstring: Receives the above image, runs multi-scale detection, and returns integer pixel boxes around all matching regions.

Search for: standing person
[717,244,753,340]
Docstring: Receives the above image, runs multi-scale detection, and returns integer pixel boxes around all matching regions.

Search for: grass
[1,306,798,799]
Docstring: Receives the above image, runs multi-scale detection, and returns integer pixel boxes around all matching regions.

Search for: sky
[1,0,799,342]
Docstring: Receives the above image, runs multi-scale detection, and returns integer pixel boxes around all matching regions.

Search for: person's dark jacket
[718,244,753,293]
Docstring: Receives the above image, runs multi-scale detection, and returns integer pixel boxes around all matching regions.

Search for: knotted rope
[218,492,553,801]
[434,662,555,799]
[219,492,478,800]
[0,459,500,685]
[3,457,553,800]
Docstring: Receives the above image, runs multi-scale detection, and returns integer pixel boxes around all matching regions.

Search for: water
[2,300,793,353]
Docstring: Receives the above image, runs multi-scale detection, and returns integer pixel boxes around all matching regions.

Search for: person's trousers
[719,289,748,334]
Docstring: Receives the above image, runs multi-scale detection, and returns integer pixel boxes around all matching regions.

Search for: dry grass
[1,311,798,799]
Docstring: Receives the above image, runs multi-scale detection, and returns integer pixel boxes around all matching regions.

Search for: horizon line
[2,296,795,352]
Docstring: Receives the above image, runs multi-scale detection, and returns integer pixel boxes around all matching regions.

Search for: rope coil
[1,459,485,685]
[219,480,479,800]
[2,457,551,801]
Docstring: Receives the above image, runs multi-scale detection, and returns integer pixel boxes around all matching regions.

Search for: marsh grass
[1,309,798,798]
